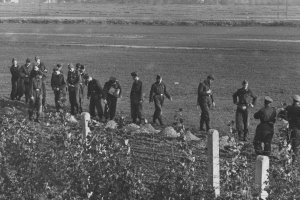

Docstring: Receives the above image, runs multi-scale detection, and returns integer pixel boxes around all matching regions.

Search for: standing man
[197,75,215,132]
[18,58,32,103]
[130,72,143,124]
[51,64,66,112]
[35,56,47,110]
[103,77,122,121]
[87,76,104,121]
[149,74,172,126]
[78,64,88,113]
[233,80,257,141]
[285,95,300,162]
[10,58,20,100]
[67,64,80,115]
[28,70,43,123]
[253,96,276,156]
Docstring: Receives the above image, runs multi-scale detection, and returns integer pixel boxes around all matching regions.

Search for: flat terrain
[0,3,300,20]
[0,24,300,135]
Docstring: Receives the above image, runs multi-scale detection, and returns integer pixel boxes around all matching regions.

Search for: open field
[0,24,300,137]
[0,3,300,22]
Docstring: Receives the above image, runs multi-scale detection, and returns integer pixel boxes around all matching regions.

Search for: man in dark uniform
[34,56,47,110]
[67,64,80,115]
[253,96,276,156]
[78,64,88,113]
[149,75,172,126]
[10,58,20,100]
[130,72,143,124]
[197,75,215,132]
[233,80,257,141]
[18,58,32,103]
[285,95,300,162]
[87,76,104,121]
[103,77,122,121]
[51,64,66,112]
[28,70,43,122]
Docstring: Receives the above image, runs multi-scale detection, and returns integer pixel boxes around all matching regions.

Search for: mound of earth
[161,126,180,138]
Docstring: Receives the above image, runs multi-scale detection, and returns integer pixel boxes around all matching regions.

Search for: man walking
[149,75,172,126]
[87,76,104,121]
[51,64,66,112]
[253,96,276,156]
[18,58,32,103]
[28,70,43,122]
[67,64,80,115]
[10,58,20,100]
[233,80,257,141]
[130,72,143,124]
[34,56,47,110]
[285,95,300,162]
[197,75,215,132]
[103,77,122,121]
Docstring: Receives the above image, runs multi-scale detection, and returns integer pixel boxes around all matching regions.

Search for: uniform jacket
[103,80,122,99]
[88,79,104,99]
[67,70,80,87]
[254,106,276,124]
[233,88,257,107]
[51,72,66,90]
[254,105,276,137]
[149,81,170,102]
[19,64,32,84]
[29,75,43,98]
[197,80,214,105]
[37,62,47,80]
[130,79,143,104]
[10,65,20,81]
[286,105,300,129]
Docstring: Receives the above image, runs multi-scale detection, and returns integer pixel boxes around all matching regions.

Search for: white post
[207,129,220,197]
[81,112,91,142]
[255,155,269,200]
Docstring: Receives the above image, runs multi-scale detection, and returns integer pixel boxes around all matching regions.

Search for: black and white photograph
[0,0,300,199]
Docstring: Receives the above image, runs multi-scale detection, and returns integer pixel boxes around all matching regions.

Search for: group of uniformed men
[10,58,300,161]
[197,75,300,162]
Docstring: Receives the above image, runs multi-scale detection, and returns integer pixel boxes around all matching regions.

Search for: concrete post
[207,129,220,197]
[255,155,269,200]
[81,112,91,142]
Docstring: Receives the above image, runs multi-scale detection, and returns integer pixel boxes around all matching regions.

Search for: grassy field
[0,3,300,21]
[0,24,299,137]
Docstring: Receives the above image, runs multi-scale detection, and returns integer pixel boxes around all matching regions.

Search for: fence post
[207,129,220,197]
[81,112,91,142]
[255,155,269,200]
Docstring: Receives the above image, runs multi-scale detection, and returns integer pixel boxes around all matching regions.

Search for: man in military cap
[51,64,66,112]
[87,75,104,121]
[253,96,276,156]
[149,74,172,126]
[285,95,300,162]
[67,64,80,115]
[233,80,257,141]
[103,76,122,121]
[10,58,20,100]
[130,72,143,124]
[18,58,32,103]
[28,70,43,122]
[197,75,215,132]
[34,56,48,110]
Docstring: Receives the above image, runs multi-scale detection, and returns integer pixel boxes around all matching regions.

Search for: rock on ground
[184,130,200,142]
[161,126,180,138]
[122,123,140,133]
[105,120,118,130]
